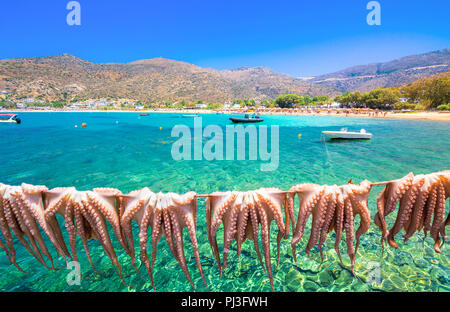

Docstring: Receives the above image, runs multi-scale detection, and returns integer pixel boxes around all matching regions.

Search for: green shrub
[436,104,450,111]
[394,102,416,110]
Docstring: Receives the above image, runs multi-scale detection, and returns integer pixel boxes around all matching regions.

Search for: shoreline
[4,109,450,122]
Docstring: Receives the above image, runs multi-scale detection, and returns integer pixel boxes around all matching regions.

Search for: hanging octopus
[205,188,289,291]
[0,183,71,271]
[288,180,372,276]
[119,188,207,291]
[43,187,130,285]
[437,171,450,240]
[375,171,449,253]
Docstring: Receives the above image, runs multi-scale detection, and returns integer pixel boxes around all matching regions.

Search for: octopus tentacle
[258,205,274,291]
[290,184,324,264]
[121,190,206,291]
[148,200,164,289]
[73,199,97,273]
[19,184,71,266]
[256,189,286,268]
[222,193,242,268]
[206,189,287,291]
[158,196,177,261]
[3,192,41,268]
[256,189,286,236]
[387,176,424,248]
[81,194,129,286]
[138,195,154,289]
[348,181,371,257]
[182,207,208,289]
[207,192,237,273]
[318,187,337,266]
[9,193,50,269]
[249,192,265,273]
[121,188,153,267]
[168,206,195,290]
[374,172,414,242]
[430,182,446,253]
[423,183,438,239]
[236,193,250,260]
[342,189,356,275]
[15,197,55,269]
[333,189,345,265]
[89,188,127,253]
[305,190,331,257]
[403,176,433,242]
[0,196,24,272]
[287,193,296,238]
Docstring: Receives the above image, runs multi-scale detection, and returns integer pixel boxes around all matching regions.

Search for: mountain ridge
[309,48,450,92]
[0,48,448,103]
[0,54,336,103]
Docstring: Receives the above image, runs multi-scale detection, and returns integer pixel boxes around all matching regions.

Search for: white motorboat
[182,113,199,118]
[0,114,21,124]
[322,128,372,140]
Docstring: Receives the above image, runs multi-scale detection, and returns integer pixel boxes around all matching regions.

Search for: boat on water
[182,113,199,118]
[322,128,372,140]
[0,114,21,124]
[139,113,149,116]
[229,114,264,124]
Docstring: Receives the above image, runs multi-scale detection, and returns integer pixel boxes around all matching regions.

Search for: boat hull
[322,131,372,140]
[229,118,264,123]
[0,120,20,124]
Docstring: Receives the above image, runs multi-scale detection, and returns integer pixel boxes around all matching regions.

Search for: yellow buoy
[298,134,302,138]
[160,127,162,130]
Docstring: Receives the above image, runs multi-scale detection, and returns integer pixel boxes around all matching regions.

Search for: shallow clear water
[0,112,449,292]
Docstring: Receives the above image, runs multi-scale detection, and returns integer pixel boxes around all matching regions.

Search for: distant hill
[309,49,450,93]
[0,54,336,103]
[0,49,448,103]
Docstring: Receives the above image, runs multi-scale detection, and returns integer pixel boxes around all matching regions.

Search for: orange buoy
[82,123,87,128]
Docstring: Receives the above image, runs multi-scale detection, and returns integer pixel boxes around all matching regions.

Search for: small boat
[216,111,225,115]
[182,113,199,118]
[230,114,264,124]
[0,114,21,124]
[140,113,149,116]
[322,128,372,140]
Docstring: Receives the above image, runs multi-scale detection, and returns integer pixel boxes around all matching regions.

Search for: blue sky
[0,0,448,76]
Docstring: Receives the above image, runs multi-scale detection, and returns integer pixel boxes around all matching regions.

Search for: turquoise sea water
[0,112,449,292]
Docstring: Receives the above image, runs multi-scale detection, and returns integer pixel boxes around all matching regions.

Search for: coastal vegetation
[333,71,450,110]
[275,94,330,108]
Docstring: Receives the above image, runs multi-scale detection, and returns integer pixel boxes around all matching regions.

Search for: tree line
[334,73,450,110]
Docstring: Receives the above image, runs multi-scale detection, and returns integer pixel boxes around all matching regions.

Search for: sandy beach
[5,109,450,122]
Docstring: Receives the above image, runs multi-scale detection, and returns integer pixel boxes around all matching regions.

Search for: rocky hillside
[0,54,336,103]
[309,48,450,93]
